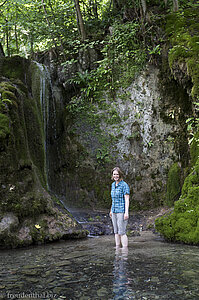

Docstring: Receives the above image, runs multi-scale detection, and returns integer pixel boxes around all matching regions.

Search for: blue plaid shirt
[111,180,130,213]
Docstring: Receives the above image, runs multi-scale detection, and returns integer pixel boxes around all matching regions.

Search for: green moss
[181,158,199,198]
[0,67,47,216]
[0,189,49,219]
[155,158,199,245]
[1,56,30,83]
[23,95,46,186]
[1,73,46,187]
[166,9,199,99]
[0,82,18,113]
[166,162,181,206]
[11,79,28,94]
[0,81,16,92]
[2,90,17,101]
[0,113,10,139]
[168,45,191,67]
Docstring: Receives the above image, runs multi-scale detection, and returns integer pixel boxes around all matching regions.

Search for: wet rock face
[103,67,177,206]
[25,49,192,211]
[106,66,190,207]
[0,213,19,234]
[0,56,88,248]
[58,65,191,209]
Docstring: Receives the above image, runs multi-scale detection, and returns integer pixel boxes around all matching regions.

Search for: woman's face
[113,170,120,182]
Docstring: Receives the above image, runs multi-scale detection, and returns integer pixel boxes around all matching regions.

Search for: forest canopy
[1,0,198,59]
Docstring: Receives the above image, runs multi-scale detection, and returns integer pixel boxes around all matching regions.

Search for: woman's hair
[111,167,124,180]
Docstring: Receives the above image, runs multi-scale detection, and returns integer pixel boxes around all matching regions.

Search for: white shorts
[111,213,128,235]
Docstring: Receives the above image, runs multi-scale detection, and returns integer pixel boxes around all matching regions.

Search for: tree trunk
[0,42,5,57]
[93,0,98,19]
[5,19,10,57]
[29,33,34,55]
[140,0,147,17]
[74,0,86,41]
[173,0,179,12]
[14,24,19,54]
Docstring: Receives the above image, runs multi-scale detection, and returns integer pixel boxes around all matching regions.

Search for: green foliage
[96,147,110,164]
[0,0,78,55]
[155,156,199,244]
[68,21,146,109]
[148,44,161,55]
[186,102,199,165]
[1,0,198,58]
[95,21,146,91]
[190,130,199,166]
[166,8,199,99]
[0,0,112,57]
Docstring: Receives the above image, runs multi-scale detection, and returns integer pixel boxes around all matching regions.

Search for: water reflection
[0,233,199,299]
[113,247,133,299]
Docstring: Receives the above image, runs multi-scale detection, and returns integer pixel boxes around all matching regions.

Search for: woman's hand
[124,212,129,220]
[109,211,112,218]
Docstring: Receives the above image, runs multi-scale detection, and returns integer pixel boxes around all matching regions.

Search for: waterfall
[33,61,57,190]
[35,62,49,148]
[31,62,91,225]
[31,64,87,224]
[32,62,78,216]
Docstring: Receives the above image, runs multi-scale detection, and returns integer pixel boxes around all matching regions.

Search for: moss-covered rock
[166,8,199,99]
[0,56,30,83]
[0,57,88,248]
[155,132,199,244]
[166,162,181,206]
[0,204,88,249]
[0,113,10,140]
[154,6,199,246]
[155,184,199,244]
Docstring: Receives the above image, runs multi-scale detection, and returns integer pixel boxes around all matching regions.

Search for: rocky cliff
[155,8,199,244]
[0,56,87,248]
[45,60,192,211]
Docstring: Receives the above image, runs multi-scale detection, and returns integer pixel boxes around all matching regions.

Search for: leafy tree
[74,0,86,40]
[0,0,197,58]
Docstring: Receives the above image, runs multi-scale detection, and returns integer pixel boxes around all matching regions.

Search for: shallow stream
[0,232,199,300]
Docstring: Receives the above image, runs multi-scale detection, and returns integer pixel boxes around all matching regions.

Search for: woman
[110,167,130,248]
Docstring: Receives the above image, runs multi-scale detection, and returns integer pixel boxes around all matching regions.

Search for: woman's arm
[110,205,112,217]
[124,194,129,220]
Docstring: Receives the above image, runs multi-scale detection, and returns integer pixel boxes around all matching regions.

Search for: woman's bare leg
[115,234,121,247]
[121,234,128,248]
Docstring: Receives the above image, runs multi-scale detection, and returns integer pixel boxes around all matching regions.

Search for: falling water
[32,62,83,223]
[33,61,57,190]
